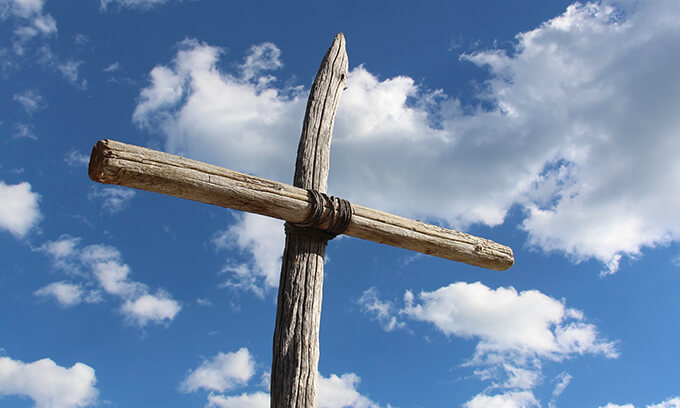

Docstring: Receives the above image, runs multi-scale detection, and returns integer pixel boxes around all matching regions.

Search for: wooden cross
[89,33,513,408]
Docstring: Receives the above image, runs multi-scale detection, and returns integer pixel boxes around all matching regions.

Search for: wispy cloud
[99,0,174,11]
[357,287,405,332]
[64,150,90,168]
[88,186,135,214]
[12,122,36,140]
[13,89,45,114]
[34,281,102,307]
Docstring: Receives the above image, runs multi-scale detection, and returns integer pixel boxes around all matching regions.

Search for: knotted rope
[284,189,353,242]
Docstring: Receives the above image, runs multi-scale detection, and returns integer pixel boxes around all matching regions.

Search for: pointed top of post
[293,33,349,192]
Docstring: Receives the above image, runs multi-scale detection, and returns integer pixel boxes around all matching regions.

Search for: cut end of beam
[88,139,111,184]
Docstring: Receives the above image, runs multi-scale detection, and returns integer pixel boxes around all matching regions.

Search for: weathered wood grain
[89,138,514,271]
[270,33,349,408]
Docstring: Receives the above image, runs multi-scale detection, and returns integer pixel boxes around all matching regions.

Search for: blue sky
[1,0,679,407]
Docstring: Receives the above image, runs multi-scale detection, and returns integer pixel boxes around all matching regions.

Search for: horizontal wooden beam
[89,139,514,271]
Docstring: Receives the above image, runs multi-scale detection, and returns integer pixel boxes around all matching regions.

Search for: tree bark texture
[270,33,348,408]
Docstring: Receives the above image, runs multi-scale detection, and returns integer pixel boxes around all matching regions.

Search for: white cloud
[502,364,539,390]
[28,45,88,89]
[34,281,84,307]
[207,392,269,408]
[549,371,572,408]
[74,33,88,45]
[133,0,680,273]
[13,89,44,114]
[240,42,282,83]
[356,282,617,406]
[402,282,617,361]
[180,348,255,393]
[82,245,144,297]
[121,291,181,326]
[133,39,305,183]
[318,373,380,408]
[31,13,55,34]
[57,60,87,89]
[182,347,384,408]
[599,404,635,408]
[88,186,135,213]
[1,0,57,56]
[99,0,171,10]
[0,180,41,238]
[203,372,383,408]
[357,287,405,332]
[65,150,90,167]
[214,213,284,297]
[12,122,36,139]
[464,391,539,408]
[0,0,45,19]
[40,235,82,274]
[103,62,119,72]
[648,397,680,408]
[38,239,181,327]
[0,354,98,408]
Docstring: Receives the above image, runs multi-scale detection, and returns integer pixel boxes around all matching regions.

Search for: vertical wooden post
[270,34,348,408]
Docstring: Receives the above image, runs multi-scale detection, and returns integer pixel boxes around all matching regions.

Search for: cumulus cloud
[132,39,305,183]
[402,282,617,361]
[207,391,269,408]
[318,373,380,408]
[37,237,181,326]
[180,348,255,393]
[464,391,539,408]
[133,0,680,273]
[648,397,680,408]
[121,291,181,326]
[363,282,615,406]
[0,180,41,238]
[213,213,284,297]
[0,354,98,408]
